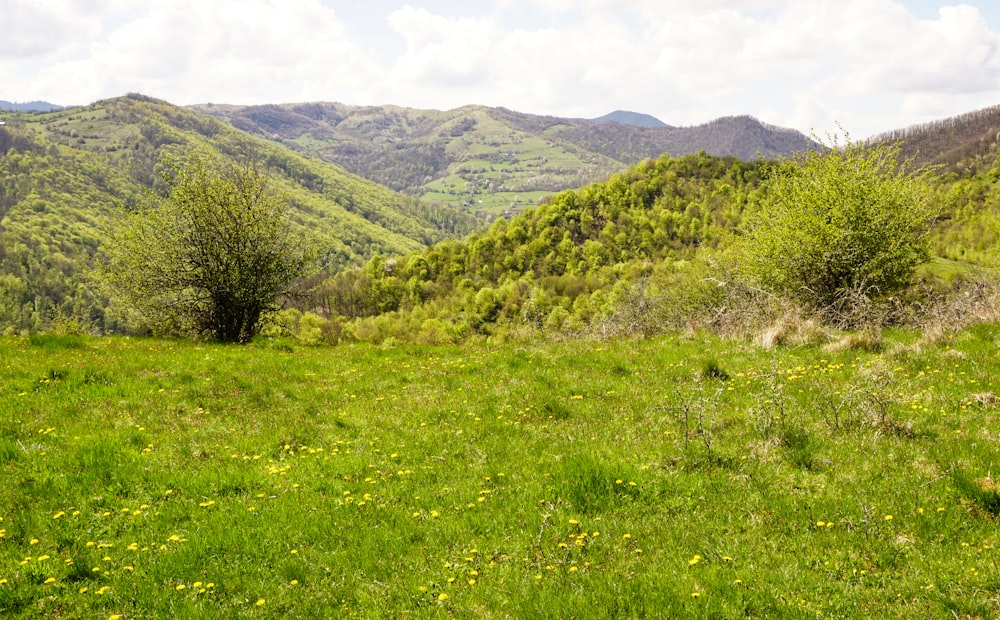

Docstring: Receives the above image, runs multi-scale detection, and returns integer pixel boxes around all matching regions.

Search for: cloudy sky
[4,0,1000,137]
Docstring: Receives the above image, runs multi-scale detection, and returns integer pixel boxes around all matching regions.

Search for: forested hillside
[868,104,1000,172]
[0,95,479,333]
[193,102,814,214]
[300,153,770,343]
[287,126,1000,345]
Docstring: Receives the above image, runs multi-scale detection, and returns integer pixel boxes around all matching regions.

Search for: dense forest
[301,153,767,344]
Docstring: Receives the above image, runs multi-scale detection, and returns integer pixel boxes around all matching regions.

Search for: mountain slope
[868,104,1000,172]
[192,102,816,214]
[307,151,770,343]
[0,94,479,333]
[550,115,815,165]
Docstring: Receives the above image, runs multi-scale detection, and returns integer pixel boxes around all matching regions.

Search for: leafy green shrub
[743,135,938,322]
[99,148,313,343]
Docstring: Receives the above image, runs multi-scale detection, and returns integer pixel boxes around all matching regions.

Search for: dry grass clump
[590,264,1000,349]
[757,311,829,349]
[916,275,1000,345]
[823,329,883,353]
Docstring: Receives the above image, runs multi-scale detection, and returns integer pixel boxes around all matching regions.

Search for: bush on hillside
[742,135,938,324]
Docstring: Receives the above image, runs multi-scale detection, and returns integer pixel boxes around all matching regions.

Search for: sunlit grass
[1,327,999,617]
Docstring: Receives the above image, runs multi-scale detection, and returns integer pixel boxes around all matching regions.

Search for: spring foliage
[743,136,938,311]
[100,149,312,342]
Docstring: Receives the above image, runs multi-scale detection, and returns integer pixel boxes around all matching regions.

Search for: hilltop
[589,110,669,128]
[192,102,815,214]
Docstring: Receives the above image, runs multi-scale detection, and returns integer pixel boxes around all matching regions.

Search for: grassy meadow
[1,328,1000,618]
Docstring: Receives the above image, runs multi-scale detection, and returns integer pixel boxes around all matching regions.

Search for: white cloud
[3,0,1000,137]
[1,0,103,58]
[5,0,383,105]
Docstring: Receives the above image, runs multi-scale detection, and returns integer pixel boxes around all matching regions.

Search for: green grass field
[2,328,999,618]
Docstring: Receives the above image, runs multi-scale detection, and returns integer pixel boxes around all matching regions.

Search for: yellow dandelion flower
[691,592,700,598]
[109,615,121,620]
[44,577,56,584]
[884,515,893,521]
[176,584,186,591]
[437,593,449,601]
[193,582,202,588]
[29,539,39,545]
[256,598,266,606]
[688,554,702,566]
[290,580,299,586]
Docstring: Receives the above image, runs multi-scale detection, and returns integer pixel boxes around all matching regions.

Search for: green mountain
[191,102,815,215]
[302,121,1000,344]
[0,94,479,333]
[309,152,770,343]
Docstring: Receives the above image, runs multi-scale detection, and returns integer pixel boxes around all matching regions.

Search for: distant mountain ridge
[590,110,669,128]
[192,102,816,213]
[0,100,65,112]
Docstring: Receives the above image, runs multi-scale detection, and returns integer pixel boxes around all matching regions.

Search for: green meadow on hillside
[1,329,999,618]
